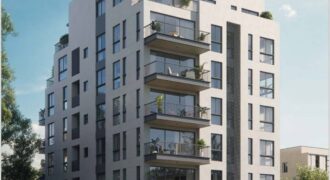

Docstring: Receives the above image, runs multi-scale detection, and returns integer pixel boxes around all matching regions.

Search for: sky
[2,0,328,165]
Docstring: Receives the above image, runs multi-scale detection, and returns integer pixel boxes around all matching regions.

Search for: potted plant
[59,34,69,45]
[199,33,206,41]
[260,11,273,20]
[198,105,208,118]
[180,0,191,7]
[195,62,206,80]
[197,139,206,157]
[156,95,164,113]
[151,21,161,32]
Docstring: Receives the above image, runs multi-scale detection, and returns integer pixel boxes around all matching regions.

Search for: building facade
[39,0,280,179]
[280,146,329,180]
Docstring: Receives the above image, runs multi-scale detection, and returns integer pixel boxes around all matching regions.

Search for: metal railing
[145,101,210,119]
[145,61,210,82]
[148,0,198,12]
[145,142,210,158]
[55,42,68,52]
[144,21,210,44]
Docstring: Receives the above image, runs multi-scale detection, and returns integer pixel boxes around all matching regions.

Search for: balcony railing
[71,160,80,171]
[145,101,210,120]
[39,109,45,126]
[72,128,80,140]
[148,0,198,12]
[145,142,210,158]
[144,21,210,44]
[145,61,210,82]
[55,42,68,52]
[39,139,45,154]
[72,96,80,108]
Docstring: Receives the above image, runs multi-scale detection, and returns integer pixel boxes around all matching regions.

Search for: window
[122,20,126,49]
[248,34,253,60]
[136,89,140,118]
[242,8,259,16]
[248,138,253,164]
[84,147,88,157]
[136,166,140,180]
[260,72,274,98]
[113,133,120,161]
[123,131,126,160]
[211,97,222,125]
[63,149,68,172]
[231,5,237,10]
[113,24,120,54]
[211,61,222,89]
[63,118,67,141]
[123,168,127,180]
[211,134,222,161]
[248,173,253,180]
[113,0,122,6]
[136,127,140,156]
[96,0,105,17]
[113,97,120,125]
[260,37,274,64]
[260,140,274,166]
[316,155,320,168]
[136,12,140,41]
[48,123,55,146]
[48,152,55,175]
[260,106,274,132]
[248,69,253,95]
[136,50,140,80]
[63,86,68,110]
[83,47,88,58]
[97,68,106,95]
[83,114,88,124]
[211,25,222,53]
[260,174,274,180]
[96,33,106,62]
[113,61,121,89]
[48,93,55,116]
[283,162,288,173]
[248,103,253,130]
[211,170,222,180]
[123,94,126,123]
[97,103,106,121]
[122,58,126,86]
[96,138,105,166]
[83,81,88,92]
[113,170,120,180]
[58,55,67,81]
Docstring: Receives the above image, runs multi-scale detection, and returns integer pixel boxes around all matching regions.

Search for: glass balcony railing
[145,101,210,120]
[148,0,198,12]
[145,61,210,82]
[39,108,45,126]
[145,142,210,158]
[144,21,210,44]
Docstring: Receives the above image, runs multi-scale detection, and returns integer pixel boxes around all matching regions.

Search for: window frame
[248,34,253,60]
[122,20,126,48]
[260,37,275,65]
[260,140,274,166]
[113,60,121,90]
[211,97,222,125]
[96,68,106,95]
[260,105,274,132]
[96,0,105,17]
[113,133,120,161]
[260,71,274,99]
[248,138,253,164]
[136,50,140,80]
[211,133,222,161]
[58,55,68,81]
[211,61,222,89]
[96,33,106,62]
[113,96,120,126]
[48,123,55,146]
[113,24,121,54]
[248,69,253,95]
[211,25,222,53]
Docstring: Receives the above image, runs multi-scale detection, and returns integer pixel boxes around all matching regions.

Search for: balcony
[144,101,210,128]
[39,139,45,154]
[144,61,210,92]
[71,128,80,140]
[39,109,45,126]
[71,96,80,108]
[71,160,80,172]
[55,34,69,52]
[148,0,198,12]
[144,21,210,55]
[144,142,210,165]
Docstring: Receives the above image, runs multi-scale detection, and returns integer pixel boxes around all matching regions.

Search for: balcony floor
[145,113,210,128]
[145,153,210,166]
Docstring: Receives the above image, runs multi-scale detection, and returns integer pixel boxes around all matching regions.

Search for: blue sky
[3,0,328,148]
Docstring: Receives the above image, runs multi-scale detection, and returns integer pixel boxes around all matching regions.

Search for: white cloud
[280,4,297,18]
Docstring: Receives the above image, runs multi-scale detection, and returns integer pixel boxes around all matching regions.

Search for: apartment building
[280,146,329,180]
[38,0,280,179]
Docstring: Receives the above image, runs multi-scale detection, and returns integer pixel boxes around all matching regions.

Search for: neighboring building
[280,146,329,180]
[39,0,280,179]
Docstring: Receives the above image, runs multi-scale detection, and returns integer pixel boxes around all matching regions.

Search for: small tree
[296,166,328,180]
[260,11,273,20]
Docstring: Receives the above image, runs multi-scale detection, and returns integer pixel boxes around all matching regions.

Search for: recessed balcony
[145,61,210,92]
[144,21,210,55]
[149,0,198,12]
[39,109,45,126]
[144,101,210,128]
[144,142,210,165]
[39,139,45,154]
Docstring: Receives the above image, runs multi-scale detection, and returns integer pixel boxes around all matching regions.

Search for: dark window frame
[260,140,274,166]
[122,57,126,86]
[96,68,106,95]
[260,71,274,99]
[113,60,121,90]
[136,89,140,118]
[260,37,275,65]
[136,12,140,41]
[113,133,120,161]
[58,55,68,81]
[123,131,127,160]
[211,61,222,89]
[260,105,274,132]
[136,127,141,156]
[211,25,222,53]
[48,92,55,116]
[113,24,121,54]
[96,0,105,17]
[96,33,106,62]
[113,96,120,126]
[248,69,253,95]
[248,138,253,164]
[211,133,222,161]
[136,50,140,80]
[248,103,253,130]
[248,34,253,60]
[211,97,222,125]
[48,122,55,146]
[122,20,126,49]
[63,86,68,110]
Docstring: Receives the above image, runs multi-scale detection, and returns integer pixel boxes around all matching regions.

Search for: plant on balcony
[260,11,273,20]
[151,21,161,32]
[180,0,191,7]
[197,139,207,157]
[199,33,206,41]
[197,105,208,118]
[195,62,206,80]
[59,34,69,45]
[156,95,164,113]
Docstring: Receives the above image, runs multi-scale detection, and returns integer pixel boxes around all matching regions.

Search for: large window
[63,148,68,172]
[211,170,222,180]
[211,61,222,89]
[96,138,105,167]
[248,34,253,60]
[96,104,106,132]
[48,152,55,175]
[283,162,288,173]
[113,97,120,125]
[136,127,140,156]
[58,55,67,81]
[113,61,121,89]
[63,117,67,141]
[260,37,274,64]
[113,170,120,180]
[48,123,55,146]
[148,167,195,180]
[97,33,106,62]
[211,133,222,161]
[211,97,222,125]
[113,0,122,7]
[260,72,274,98]
[96,0,105,17]
[211,25,222,53]
[113,24,120,54]
[248,173,253,180]
[260,140,274,166]
[48,93,55,116]
[97,69,106,95]
[248,138,253,164]
[63,86,67,110]
[260,106,274,132]
[248,69,253,95]
[260,174,274,180]
[113,133,120,161]
[248,103,253,130]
